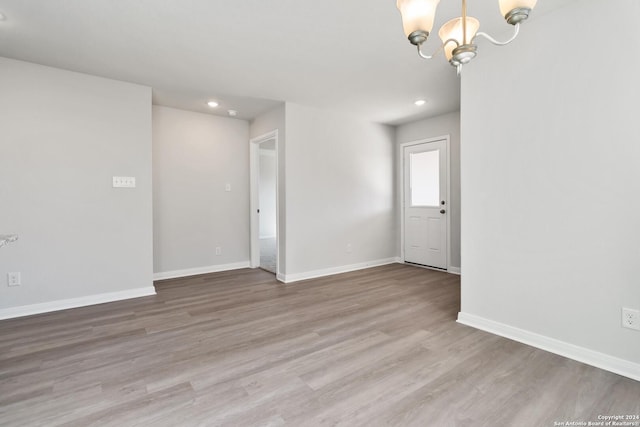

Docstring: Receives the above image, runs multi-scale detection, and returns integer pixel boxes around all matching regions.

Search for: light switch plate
[113,176,136,188]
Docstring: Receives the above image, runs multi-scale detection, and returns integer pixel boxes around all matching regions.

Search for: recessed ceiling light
[228,110,238,117]
[207,101,219,108]
[414,99,427,107]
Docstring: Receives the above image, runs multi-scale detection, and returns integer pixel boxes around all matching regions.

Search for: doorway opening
[400,136,450,271]
[250,130,279,276]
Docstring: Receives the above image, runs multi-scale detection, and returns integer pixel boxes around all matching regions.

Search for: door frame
[249,130,280,276]
[399,135,451,271]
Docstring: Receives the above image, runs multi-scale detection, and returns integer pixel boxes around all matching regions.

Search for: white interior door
[250,130,279,278]
[403,141,448,269]
[258,143,277,273]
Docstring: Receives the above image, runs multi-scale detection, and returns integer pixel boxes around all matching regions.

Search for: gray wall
[396,111,461,270]
[285,103,396,276]
[460,0,640,364]
[0,57,153,311]
[152,106,250,274]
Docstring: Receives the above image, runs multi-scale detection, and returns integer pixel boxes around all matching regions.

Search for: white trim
[0,287,156,320]
[457,312,640,382]
[250,130,280,279]
[153,261,250,281]
[399,135,452,271]
[448,266,461,275]
[259,235,277,240]
[280,258,399,283]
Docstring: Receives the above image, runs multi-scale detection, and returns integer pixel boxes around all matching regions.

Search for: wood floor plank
[0,264,638,426]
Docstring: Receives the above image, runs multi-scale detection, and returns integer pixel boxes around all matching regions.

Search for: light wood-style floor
[1,264,638,426]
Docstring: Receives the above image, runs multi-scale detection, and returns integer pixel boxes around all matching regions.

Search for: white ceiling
[0,0,575,125]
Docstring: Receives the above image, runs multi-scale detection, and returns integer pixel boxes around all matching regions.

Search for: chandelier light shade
[397,0,537,74]
[499,0,538,24]
[438,17,480,64]
[396,0,441,45]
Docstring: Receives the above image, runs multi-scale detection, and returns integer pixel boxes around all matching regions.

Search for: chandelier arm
[443,38,460,49]
[473,23,520,46]
[416,42,443,60]
[416,43,433,60]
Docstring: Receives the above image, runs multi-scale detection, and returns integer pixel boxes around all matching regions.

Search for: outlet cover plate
[622,308,640,331]
[113,176,136,188]
[7,272,21,287]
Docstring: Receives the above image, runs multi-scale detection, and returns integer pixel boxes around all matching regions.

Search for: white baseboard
[0,287,156,320]
[448,266,461,275]
[153,261,251,281]
[457,312,640,382]
[281,258,399,283]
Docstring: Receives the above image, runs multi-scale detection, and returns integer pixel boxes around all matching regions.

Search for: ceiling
[0,1,575,125]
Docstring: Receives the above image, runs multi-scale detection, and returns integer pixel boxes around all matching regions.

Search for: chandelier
[397,0,537,74]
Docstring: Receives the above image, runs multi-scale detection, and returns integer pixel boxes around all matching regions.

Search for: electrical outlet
[7,272,21,287]
[215,247,222,256]
[346,243,352,254]
[622,308,640,331]
[112,176,136,188]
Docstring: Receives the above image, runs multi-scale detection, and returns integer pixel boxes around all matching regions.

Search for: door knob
[440,209,446,214]
[441,200,446,205]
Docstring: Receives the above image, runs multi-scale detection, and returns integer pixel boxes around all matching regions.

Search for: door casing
[249,130,280,277]
[399,135,451,271]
